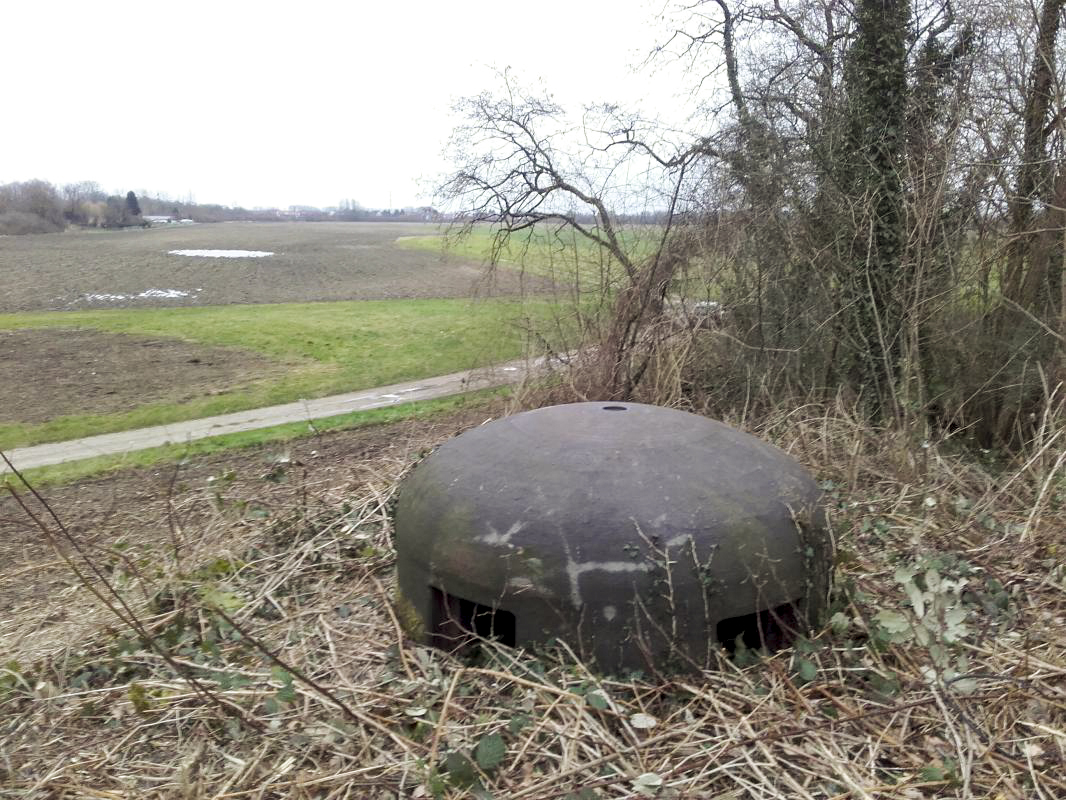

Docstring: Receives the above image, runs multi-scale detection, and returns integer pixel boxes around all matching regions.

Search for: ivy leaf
[475,733,506,772]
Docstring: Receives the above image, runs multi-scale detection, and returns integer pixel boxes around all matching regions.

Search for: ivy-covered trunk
[837,0,910,415]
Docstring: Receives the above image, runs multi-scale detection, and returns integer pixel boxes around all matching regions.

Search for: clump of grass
[2,399,1065,798]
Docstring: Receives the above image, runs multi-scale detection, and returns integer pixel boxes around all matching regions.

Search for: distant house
[279,205,322,219]
[143,215,174,225]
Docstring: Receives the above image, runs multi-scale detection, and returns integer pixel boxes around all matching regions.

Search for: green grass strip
[0,297,561,449]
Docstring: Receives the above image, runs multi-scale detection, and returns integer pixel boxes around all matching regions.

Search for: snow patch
[168,249,274,258]
[76,288,200,304]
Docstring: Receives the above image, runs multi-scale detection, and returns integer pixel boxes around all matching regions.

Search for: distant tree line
[0,180,148,234]
[0,179,443,235]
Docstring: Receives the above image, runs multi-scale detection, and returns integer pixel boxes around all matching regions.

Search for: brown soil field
[0,221,536,312]
[0,328,286,423]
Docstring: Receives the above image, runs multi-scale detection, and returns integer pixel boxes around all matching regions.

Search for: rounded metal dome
[394,402,830,674]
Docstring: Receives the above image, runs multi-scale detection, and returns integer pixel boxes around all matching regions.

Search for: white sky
[2,1,697,210]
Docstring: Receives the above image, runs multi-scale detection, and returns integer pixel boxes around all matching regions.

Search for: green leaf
[271,666,296,703]
[507,713,531,735]
[873,609,911,642]
[920,764,945,782]
[128,682,150,714]
[586,689,609,710]
[796,658,817,683]
[200,586,244,612]
[904,582,926,618]
[271,665,293,686]
[632,772,663,796]
[829,611,851,635]
[475,732,507,772]
[943,606,969,642]
[445,751,476,788]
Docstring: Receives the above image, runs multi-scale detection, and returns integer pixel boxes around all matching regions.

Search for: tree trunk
[1003,0,1065,310]
[838,0,910,416]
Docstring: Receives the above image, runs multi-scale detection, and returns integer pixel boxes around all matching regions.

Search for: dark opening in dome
[716,600,802,654]
[430,587,517,650]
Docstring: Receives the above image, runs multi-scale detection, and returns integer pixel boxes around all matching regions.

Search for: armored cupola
[394,402,831,674]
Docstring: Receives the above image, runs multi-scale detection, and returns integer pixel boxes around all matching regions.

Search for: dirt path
[0,360,536,473]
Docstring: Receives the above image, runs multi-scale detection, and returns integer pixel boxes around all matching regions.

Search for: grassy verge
[396,225,731,303]
[2,387,507,488]
[396,225,661,285]
[0,297,564,449]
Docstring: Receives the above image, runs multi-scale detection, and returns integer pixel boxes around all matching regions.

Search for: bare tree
[440,0,1066,443]
[440,74,718,398]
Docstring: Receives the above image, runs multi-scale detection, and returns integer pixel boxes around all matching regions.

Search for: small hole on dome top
[602,405,627,411]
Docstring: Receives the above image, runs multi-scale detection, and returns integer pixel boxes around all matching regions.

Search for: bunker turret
[394,402,831,674]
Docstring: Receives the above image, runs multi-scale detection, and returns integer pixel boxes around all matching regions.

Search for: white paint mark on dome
[168,249,274,258]
[481,521,526,546]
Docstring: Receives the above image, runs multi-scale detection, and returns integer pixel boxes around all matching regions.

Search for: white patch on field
[77,288,200,303]
[168,249,274,258]
[83,294,130,302]
[139,290,196,298]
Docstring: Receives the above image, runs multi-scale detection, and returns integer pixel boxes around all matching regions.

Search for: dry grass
[2,396,1066,799]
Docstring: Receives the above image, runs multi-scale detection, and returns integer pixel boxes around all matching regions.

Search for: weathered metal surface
[394,402,830,674]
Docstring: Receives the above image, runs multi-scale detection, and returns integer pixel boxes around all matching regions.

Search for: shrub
[0,211,64,235]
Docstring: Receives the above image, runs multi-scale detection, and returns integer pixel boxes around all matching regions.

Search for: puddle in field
[168,249,275,258]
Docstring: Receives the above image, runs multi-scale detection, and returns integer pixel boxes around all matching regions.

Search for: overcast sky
[2,1,697,210]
